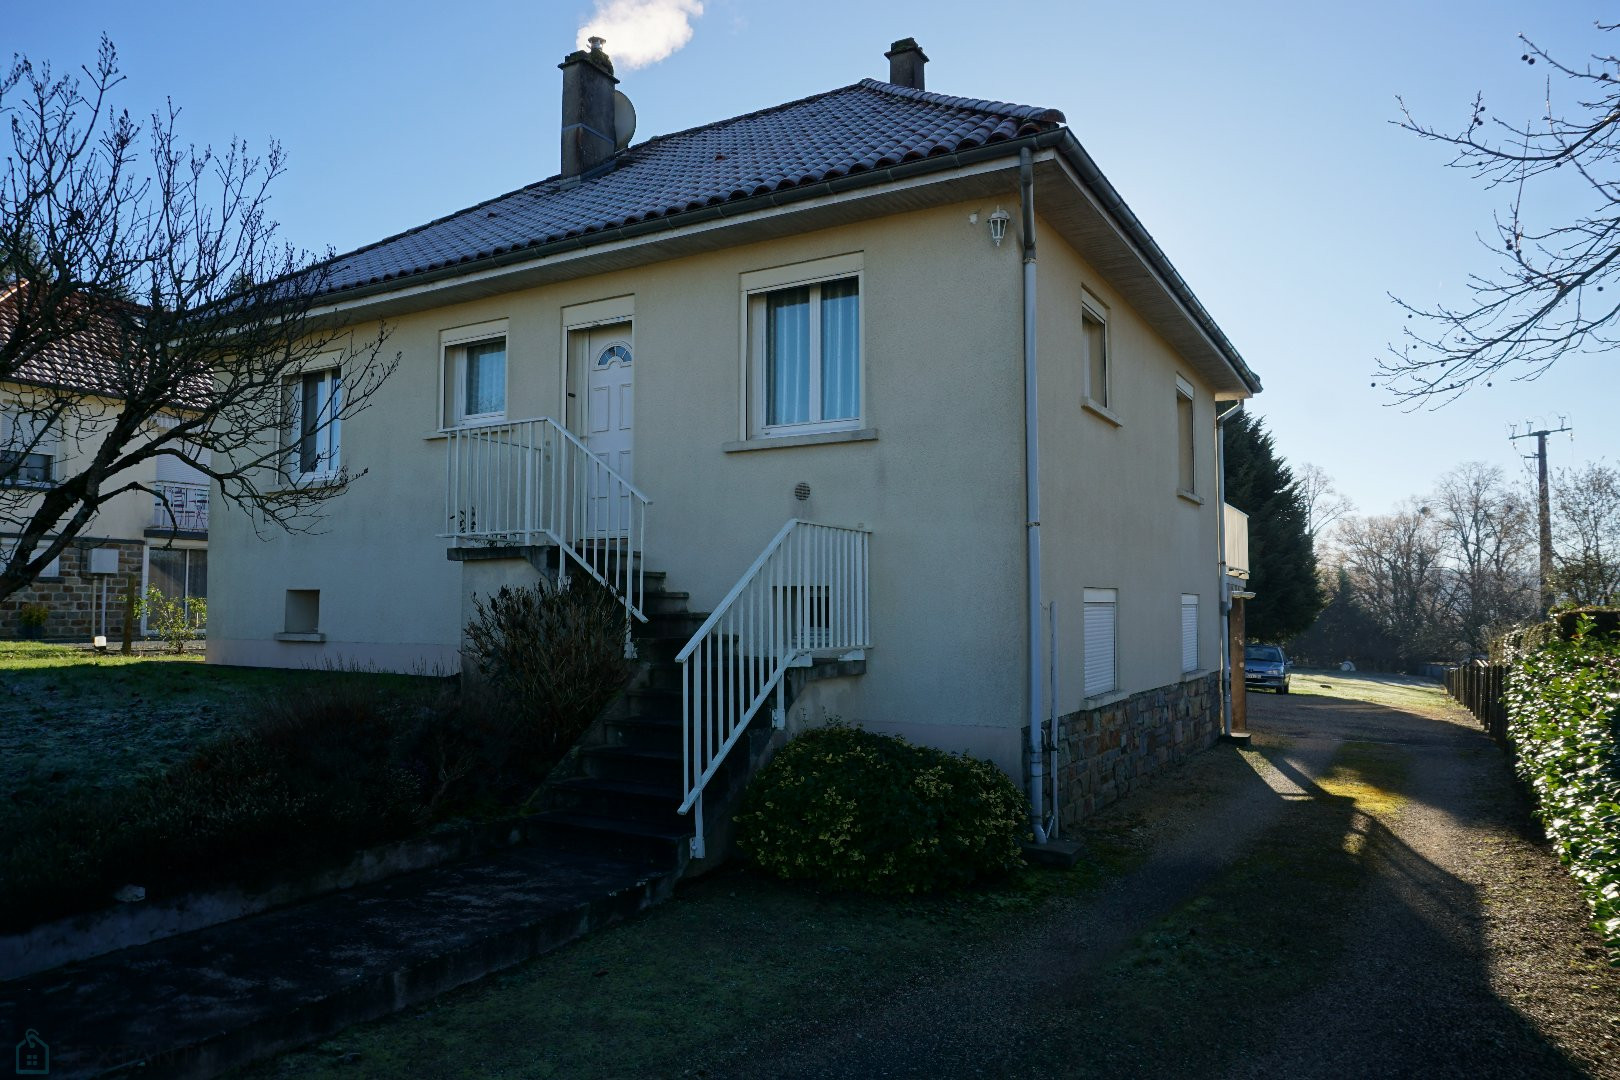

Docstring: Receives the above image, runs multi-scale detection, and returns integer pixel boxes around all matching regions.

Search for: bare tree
[1551,461,1620,604]
[0,38,397,601]
[1383,23,1620,402]
[1334,505,1455,662]
[1296,461,1355,540]
[1429,462,1538,651]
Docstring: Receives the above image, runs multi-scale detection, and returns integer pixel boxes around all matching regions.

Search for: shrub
[735,724,1029,894]
[1503,614,1620,952]
[17,602,48,634]
[463,577,633,764]
[132,585,205,653]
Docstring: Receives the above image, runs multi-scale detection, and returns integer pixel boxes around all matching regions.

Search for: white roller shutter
[1181,594,1199,673]
[1084,588,1117,697]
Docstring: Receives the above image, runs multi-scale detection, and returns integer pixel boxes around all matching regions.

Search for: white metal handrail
[442,417,650,622]
[677,519,871,858]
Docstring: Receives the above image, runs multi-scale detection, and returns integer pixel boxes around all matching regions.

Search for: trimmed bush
[735,724,1028,894]
[463,578,633,761]
[1504,614,1620,951]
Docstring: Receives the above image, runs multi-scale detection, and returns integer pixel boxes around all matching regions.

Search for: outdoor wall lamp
[988,206,1011,248]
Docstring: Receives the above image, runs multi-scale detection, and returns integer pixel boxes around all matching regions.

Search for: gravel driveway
[713,677,1620,1079]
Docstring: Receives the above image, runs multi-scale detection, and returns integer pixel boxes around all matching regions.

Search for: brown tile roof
[0,284,208,407]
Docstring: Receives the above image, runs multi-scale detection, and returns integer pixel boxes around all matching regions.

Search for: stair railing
[443,416,650,622]
[677,520,871,858]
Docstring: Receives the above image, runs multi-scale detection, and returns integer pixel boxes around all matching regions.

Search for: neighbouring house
[209,38,1260,857]
[0,285,210,642]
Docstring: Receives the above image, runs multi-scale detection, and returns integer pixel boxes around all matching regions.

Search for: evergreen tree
[1223,410,1322,641]
[1289,568,1403,669]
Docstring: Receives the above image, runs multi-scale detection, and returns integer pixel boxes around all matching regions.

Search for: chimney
[884,37,928,90]
[559,37,619,177]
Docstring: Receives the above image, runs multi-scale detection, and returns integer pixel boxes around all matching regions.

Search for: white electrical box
[87,547,119,575]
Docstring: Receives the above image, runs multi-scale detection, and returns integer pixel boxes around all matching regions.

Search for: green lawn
[236,738,1320,1079]
[1289,667,1460,714]
[0,642,409,802]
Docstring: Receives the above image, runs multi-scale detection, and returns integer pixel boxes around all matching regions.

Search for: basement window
[284,589,320,634]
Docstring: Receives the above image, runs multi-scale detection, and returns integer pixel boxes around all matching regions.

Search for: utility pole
[1511,419,1572,613]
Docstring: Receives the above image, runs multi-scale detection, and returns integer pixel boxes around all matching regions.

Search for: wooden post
[1229,594,1248,734]
[121,588,136,655]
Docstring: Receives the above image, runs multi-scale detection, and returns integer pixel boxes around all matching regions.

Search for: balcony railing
[1223,503,1249,580]
[442,417,650,622]
[150,482,209,533]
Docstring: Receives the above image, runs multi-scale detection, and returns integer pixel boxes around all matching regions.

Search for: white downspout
[1019,147,1048,843]
[1216,401,1242,736]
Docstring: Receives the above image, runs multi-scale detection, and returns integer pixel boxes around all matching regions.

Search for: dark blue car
[1244,644,1291,694]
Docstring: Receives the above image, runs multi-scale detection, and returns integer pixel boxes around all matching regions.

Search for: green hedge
[734,724,1029,894]
[1504,618,1620,950]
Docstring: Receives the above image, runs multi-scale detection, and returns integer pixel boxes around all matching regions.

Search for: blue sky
[11,1,1615,518]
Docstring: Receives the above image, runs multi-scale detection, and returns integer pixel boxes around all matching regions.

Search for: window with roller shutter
[1181,593,1199,673]
[1084,588,1117,697]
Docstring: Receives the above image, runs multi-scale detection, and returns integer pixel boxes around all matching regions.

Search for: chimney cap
[560,36,617,78]
[885,37,929,61]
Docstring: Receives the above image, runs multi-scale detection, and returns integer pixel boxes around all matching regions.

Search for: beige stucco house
[208,38,1260,855]
[0,286,209,642]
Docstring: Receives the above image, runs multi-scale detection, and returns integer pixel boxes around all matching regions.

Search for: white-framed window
[288,368,342,479]
[1181,593,1199,673]
[1176,376,1196,496]
[144,545,207,630]
[1084,588,1118,697]
[1081,293,1110,411]
[0,408,57,487]
[743,254,863,437]
[1,540,59,578]
[441,320,509,427]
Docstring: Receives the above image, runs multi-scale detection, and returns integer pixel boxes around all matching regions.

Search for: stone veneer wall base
[1033,672,1221,833]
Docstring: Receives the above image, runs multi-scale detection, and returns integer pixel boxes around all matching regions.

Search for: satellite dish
[614,91,637,150]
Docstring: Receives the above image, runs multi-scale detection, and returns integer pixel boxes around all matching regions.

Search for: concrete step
[642,590,690,616]
[530,811,690,864]
[640,609,711,641]
[609,713,682,752]
[581,744,682,786]
[0,842,671,1079]
[626,685,682,716]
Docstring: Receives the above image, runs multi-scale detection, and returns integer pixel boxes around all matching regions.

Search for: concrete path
[714,679,1620,1079]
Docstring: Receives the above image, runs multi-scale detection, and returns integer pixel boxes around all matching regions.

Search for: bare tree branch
[1295,461,1355,540]
[0,37,399,601]
[1384,23,1620,403]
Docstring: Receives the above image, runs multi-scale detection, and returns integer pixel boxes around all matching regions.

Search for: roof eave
[1038,129,1261,396]
[306,126,1259,399]
[309,134,1050,313]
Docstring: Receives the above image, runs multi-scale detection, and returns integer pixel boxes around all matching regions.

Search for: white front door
[584,325,633,534]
